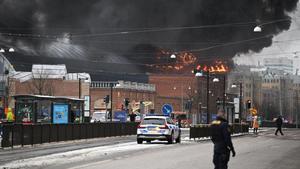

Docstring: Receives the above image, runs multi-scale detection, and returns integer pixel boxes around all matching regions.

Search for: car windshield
[141,118,165,125]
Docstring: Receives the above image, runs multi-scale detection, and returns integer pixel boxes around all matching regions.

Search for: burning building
[0,0,298,82]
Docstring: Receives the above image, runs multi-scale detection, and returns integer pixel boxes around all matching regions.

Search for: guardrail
[190,123,249,139]
[0,122,139,148]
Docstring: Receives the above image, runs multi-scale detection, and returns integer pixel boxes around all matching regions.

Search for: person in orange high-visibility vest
[252,116,259,134]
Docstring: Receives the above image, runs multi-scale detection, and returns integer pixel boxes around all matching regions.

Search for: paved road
[0,129,189,165]
[1,128,300,169]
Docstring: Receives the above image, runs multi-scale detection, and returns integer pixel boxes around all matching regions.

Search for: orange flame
[146,49,197,72]
[196,61,229,73]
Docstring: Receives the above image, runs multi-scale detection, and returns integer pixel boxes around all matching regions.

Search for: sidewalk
[0,135,136,165]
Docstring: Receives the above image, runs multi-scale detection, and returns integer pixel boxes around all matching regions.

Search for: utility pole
[239,82,243,123]
[223,75,226,111]
[181,85,184,112]
[206,70,210,124]
[279,78,283,116]
[296,91,299,128]
[78,78,82,99]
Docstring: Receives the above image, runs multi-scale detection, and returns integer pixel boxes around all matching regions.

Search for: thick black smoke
[0,0,298,75]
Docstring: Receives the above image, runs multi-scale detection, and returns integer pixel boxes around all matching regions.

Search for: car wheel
[137,139,143,144]
[167,133,174,144]
[176,134,181,143]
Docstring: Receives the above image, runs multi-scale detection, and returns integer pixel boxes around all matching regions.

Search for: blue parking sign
[162,104,173,116]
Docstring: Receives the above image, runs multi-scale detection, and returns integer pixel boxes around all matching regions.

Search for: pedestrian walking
[129,113,137,122]
[252,116,259,134]
[211,109,236,169]
[275,115,284,136]
[177,118,182,128]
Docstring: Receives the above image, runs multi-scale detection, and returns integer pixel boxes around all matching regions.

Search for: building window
[37,100,51,123]
[15,102,34,123]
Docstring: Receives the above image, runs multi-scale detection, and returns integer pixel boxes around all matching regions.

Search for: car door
[167,118,179,137]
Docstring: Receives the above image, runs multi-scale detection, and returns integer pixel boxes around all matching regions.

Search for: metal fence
[261,121,299,128]
[190,124,249,139]
[0,122,138,148]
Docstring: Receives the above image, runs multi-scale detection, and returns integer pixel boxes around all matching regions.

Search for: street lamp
[170,54,176,59]
[0,48,15,53]
[8,48,15,53]
[253,26,262,32]
[212,78,220,83]
[253,19,291,33]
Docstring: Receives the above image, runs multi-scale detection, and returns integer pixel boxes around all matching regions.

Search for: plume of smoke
[0,0,298,73]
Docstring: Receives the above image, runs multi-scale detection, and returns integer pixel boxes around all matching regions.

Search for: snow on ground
[181,133,249,142]
[0,142,163,169]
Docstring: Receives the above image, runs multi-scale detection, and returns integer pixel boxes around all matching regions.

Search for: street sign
[162,104,173,116]
[114,111,127,122]
[246,115,252,121]
[235,113,239,119]
[211,114,217,120]
[234,98,239,113]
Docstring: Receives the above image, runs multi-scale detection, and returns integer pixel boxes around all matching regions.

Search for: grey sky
[233,3,300,73]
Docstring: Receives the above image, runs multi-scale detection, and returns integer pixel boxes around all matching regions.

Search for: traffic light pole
[110,83,113,122]
[105,103,108,122]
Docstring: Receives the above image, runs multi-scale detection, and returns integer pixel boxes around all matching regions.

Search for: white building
[263,57,293,74]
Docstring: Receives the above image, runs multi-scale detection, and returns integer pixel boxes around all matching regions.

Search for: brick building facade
[90,81,156,116]
[149,73,233,123]
[149,74,197,114]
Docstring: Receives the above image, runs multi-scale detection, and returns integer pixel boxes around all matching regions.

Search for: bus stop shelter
[13,95,84,124]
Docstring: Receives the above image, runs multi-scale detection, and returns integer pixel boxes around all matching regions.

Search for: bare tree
[27,67,55,95]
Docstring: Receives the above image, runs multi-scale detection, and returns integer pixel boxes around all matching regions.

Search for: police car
[137,115,181,144]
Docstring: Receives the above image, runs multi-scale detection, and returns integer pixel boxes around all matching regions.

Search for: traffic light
[103,95,110,104]
[246,100,251,109]
[124,98,130,108]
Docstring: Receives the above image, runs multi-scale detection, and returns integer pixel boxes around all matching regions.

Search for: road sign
[234,98,239,113]
[162,104,173,116]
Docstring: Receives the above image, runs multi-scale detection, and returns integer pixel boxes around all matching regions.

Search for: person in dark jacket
[129,113,137,122]
[275,115,284,136]
[211,109,236,169]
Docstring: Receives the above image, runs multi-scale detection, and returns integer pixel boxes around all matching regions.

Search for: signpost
[234,98,240,121]
[114,111,127,122]
[162,104,173,116]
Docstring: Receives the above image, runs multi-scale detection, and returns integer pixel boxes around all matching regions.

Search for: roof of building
[4,52,148,83]
[13,94,84,101]
[11,64,91,83]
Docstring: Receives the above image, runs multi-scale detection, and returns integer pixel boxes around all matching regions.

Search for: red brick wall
[13,79,89,98]
[149,74,197,98]
[90,87,156,114]
[149,74,199,112]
